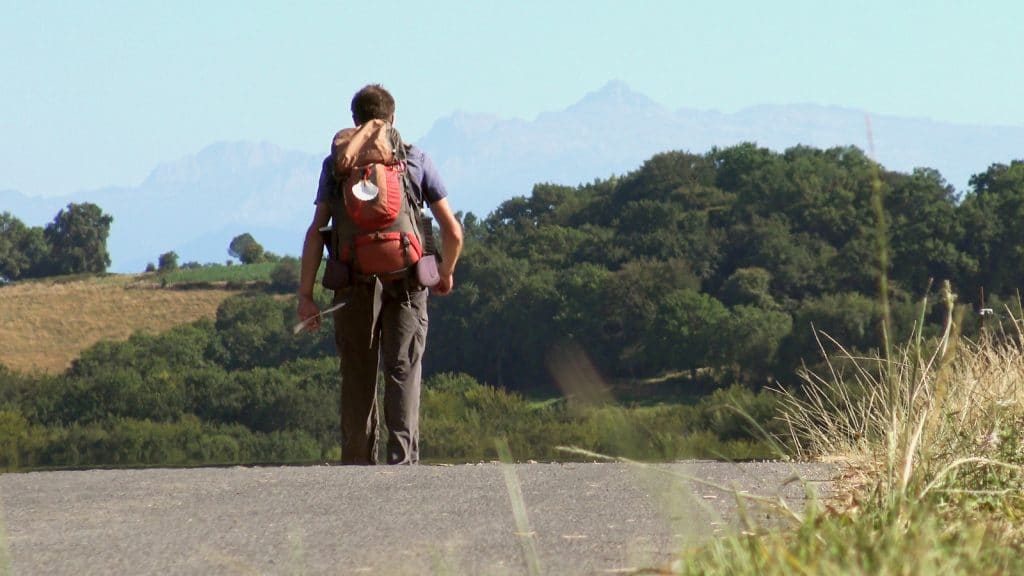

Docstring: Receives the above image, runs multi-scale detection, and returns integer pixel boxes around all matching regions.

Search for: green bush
[420,373,779,462]
[158,251,179,272]
[0,409,29,470]
[15,417,326,469]
[269,257,301,294]
[157,262,277,285]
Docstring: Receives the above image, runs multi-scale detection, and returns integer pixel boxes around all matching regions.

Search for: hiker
[296,84,463,465]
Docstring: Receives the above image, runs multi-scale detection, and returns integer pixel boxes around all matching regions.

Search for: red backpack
[326,120,423,278]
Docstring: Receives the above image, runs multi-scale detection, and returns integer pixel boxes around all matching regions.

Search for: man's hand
[297,203,331,332]
[432,273,454,295]
[296,295,322,332]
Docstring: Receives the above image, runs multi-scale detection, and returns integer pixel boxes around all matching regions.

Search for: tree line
[5,144,1023,395]
[3,142,1024,468]
[0,204,299,291]
[426,144,1024,393]
[0,202,112,279]
[0,293,780,469]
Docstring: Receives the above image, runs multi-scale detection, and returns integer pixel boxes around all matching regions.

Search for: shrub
[419,372,778,462]
[0,409,29,470]
[158,251,179,272]
[269,257,301,294]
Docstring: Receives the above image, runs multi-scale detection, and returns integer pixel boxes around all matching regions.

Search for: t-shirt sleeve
[419,152,448,205]
[314,156,333,205]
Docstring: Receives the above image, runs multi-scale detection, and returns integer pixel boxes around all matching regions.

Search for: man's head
[351,84,395,126]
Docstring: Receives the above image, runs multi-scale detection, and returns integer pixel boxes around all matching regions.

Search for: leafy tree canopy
[228,233,265,264]
[44,202,113,275]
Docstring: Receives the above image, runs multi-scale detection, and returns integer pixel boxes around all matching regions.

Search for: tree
[886,168,969,294]
[781,292,883,369]
[158,251,179,272]
[0,213,28,279]
[724,305,793,384]
[958,161,1024,296]
[711,142,781,201]
[269,257,300,293]
[43,203,113,275]
[651,288,732,378]
[613,151,718,206]
[211,294,292,370]
[0,212,49,280]
[722,214,835,300]
[720,267,779,309]
[588,259,702,377]
[228,233,265,264]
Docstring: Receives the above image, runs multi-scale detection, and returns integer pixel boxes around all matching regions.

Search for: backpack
[326,119,424,278]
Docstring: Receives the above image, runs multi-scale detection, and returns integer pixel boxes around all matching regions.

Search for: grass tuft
[684,288,1024,574]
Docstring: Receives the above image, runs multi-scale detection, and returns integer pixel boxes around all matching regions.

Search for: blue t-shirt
[315,144,448,206]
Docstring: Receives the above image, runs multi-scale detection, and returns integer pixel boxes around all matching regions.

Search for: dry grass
[0,275,238,374]
[777,297,1024,498]
[676,298,1024,574]
[773,288,1024,524]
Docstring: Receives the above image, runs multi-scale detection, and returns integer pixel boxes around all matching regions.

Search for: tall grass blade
[0,495,10,576]
[496,437,542,576]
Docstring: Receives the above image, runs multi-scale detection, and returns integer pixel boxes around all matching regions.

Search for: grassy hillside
[0,274,240,374]
[155,262,280,284]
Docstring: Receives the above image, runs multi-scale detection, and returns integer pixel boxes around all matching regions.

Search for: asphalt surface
[0,461,836,575]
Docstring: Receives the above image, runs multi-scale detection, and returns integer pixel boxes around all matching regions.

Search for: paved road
[0,461,836,575]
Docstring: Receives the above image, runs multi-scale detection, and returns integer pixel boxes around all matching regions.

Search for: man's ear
[389,114,395,124]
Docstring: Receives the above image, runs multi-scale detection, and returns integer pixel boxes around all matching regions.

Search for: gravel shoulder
[0,461,837,575]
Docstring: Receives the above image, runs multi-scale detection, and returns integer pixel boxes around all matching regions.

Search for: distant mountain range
[3,81,1022,272]
[0,142,319,273]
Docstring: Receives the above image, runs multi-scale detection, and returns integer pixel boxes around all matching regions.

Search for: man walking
[297,84,463,464]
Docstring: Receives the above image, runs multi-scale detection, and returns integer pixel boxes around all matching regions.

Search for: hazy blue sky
[3,0,1022,197]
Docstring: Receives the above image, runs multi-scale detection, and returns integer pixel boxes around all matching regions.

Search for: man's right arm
[296,203,332,330]
[428,197,463,295]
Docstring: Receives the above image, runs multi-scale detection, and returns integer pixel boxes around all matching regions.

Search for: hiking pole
[292,300,349,335]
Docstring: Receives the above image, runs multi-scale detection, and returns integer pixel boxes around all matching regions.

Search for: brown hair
[351,84,396,125]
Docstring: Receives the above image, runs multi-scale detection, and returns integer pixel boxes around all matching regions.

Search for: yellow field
[0,275,238,374]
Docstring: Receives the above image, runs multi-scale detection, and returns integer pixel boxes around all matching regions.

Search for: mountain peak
[141,141,304,187]
[595,79,635,97]
[571,80,661,112]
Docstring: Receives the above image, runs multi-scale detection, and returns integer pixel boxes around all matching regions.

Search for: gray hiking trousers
[333,277,428,465]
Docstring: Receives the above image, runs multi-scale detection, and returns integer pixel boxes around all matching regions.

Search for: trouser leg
[379,285,428,464]
[335,286,381,465]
